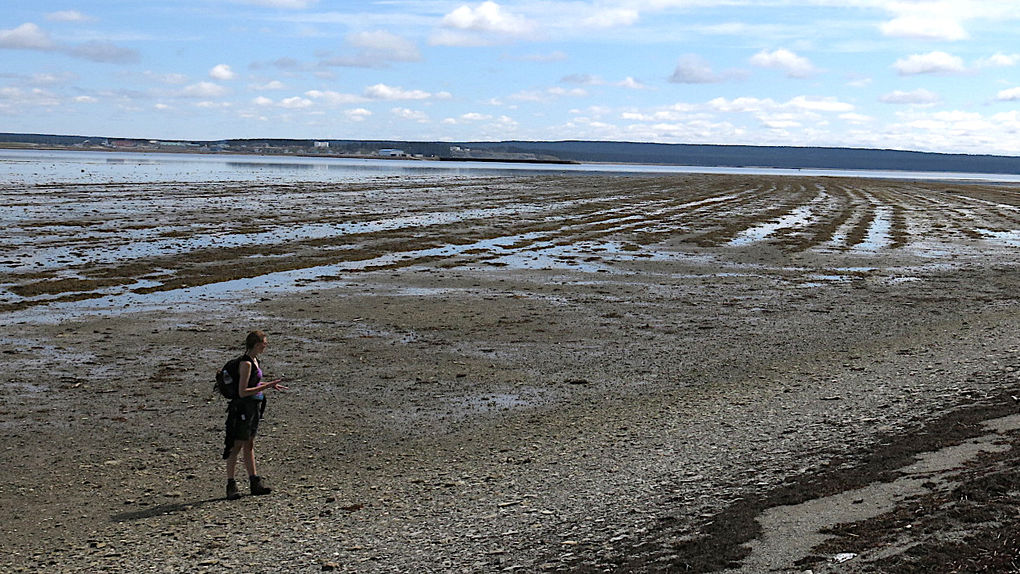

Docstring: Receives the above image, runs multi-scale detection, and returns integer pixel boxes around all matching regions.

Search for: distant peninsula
[3,132,1020,175]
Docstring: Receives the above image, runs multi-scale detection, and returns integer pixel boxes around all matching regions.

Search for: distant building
[314,141,330,148]
[378,148,405,157]
[151,140,193,148]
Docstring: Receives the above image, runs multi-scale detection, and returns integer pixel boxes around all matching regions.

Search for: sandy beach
[1,173,1018,573]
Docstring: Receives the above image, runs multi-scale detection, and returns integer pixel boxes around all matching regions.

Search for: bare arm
[237,360,287,398]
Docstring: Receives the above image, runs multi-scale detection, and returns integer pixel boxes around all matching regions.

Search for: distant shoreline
[0,142,583,166]
[5,133,1020,175]
[5,145,1020,184]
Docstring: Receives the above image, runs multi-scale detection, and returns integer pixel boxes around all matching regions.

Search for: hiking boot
[249,475,272,496]
[226,479,241,500]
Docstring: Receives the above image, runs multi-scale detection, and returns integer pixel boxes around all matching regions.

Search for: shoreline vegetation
[1,173,1019,572]
[0,141,579,165]
[4,131,1020,174]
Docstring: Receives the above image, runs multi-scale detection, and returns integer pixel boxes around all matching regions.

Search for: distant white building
[378,148,405,157]
[314,141,330,148]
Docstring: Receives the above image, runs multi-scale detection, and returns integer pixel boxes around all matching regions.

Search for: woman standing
[223,330,287,500]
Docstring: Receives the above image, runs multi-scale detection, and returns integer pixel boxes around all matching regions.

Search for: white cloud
[69,40,138,63]
[74,95,98,103]
[708,96,775,113]
[996,87,1020,101]
[45,11,95,22]
[787,96,854,113]
[856,107,1020,154]
[279,96,312,108]
[978,53,1020,67]
[582,9,639,28]
[350,31,419,61]
[928,110,984,126]
[894,51,966,75]
[179,82,228,98]
[29,72,76,86]
[0,22,137,63]
[252,80,286,90]
[429,30,487,47]
[621,102,701,123]
[670,54,722,84]
[749,49,817,78]
[704,95,855,127]
[345,108,372,121]
[392,107,429,122]
[880,4,969,41]
[251,94,314,108]
[0,23,56,50]
[322,31,421,67]
[195,101,232,109]
[363,84,432,100]
[562,74,603,85]
[617,77,648,90]
[840,112,873,124]
[511,86,587,102]
[442,2,533,34]
[846,76,872,89]
[550,87,586,97]
[209,65,237,81]
[560,73,646,92]
[492,114,518,130]
[305,90,365,105]
[0,86,60,108]
[880,89,940,105]
[432,1,535,46]
[443,112,518,131]
[759,113,801,130]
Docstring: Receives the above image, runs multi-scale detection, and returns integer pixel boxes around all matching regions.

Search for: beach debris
[832,552,858,563]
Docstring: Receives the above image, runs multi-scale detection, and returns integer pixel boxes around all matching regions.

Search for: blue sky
[2,1,1019,154]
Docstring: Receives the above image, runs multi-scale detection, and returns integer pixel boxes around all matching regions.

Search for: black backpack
[213,355,246,399]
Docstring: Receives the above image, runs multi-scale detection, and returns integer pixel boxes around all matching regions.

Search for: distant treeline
[4,133,1020,174]
[458,141,1020,174]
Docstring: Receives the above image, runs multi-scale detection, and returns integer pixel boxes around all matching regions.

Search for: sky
[2,1,1019,155]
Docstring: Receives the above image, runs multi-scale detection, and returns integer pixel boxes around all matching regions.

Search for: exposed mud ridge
[3,175,1018,310]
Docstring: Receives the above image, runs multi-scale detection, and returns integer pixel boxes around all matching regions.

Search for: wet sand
[1,174,1018,572]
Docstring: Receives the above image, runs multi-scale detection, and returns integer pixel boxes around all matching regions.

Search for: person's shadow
[109,496,231,521]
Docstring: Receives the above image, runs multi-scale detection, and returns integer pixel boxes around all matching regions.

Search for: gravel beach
[1,173,1018,573]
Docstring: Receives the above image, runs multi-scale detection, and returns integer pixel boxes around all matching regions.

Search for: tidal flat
[1,174,1018,572]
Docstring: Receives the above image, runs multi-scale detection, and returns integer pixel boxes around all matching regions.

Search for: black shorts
[222,398,264,457]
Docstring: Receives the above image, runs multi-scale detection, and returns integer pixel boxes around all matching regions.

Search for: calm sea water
[3,149,1020,185]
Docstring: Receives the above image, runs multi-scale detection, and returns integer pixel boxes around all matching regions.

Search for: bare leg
[225,440,243,480]
[243,439,257,478]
